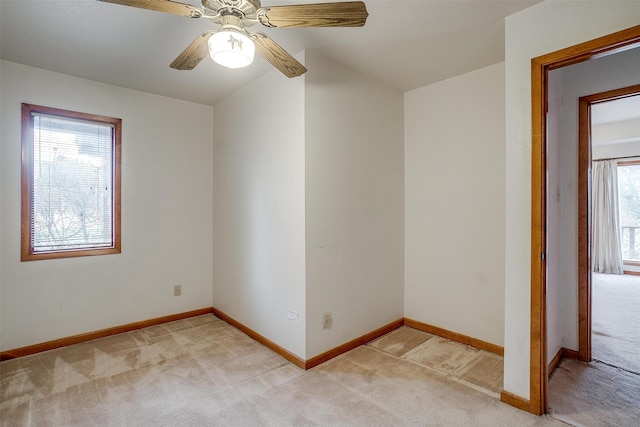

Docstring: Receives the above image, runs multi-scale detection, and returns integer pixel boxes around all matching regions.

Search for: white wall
[545,68,564,363]
[593,141,640,161]
[212,55,307,358]
[504,0,640,399]
[593,119,640,150]
[591,138,640,160]
[404,63,506,347]
[212,51,403,360]
[0,60,214,351]
[304,52,404,358]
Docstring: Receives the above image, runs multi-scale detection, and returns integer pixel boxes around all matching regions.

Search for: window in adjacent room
[618,160,640,263]
[21,103,121,261]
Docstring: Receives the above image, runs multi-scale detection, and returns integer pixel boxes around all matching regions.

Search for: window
[21,104,121,261]
[617,160,640,262]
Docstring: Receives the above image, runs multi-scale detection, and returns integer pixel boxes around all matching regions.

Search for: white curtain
[592,159,624,274]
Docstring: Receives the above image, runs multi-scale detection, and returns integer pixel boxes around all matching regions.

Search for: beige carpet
[592,273,640,374]
[547,273,640,427]
[369,327,504,396]
[549,358,640,427]
[1,315,564,426]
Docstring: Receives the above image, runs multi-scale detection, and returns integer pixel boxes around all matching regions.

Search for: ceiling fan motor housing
[201,0,262,19]
[219,13,246,33]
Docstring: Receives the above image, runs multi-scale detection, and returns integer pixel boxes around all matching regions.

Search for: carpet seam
[591,358,640,376]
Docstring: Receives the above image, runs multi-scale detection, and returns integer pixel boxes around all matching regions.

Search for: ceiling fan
[98,0,369,77]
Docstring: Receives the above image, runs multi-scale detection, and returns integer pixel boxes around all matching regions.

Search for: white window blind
[30,113,115,252]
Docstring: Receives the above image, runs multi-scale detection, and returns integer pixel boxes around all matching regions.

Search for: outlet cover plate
[322,312,332,329]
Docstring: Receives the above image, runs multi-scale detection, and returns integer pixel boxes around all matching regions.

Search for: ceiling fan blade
[257,1,368,28]
[97,0,202,18]
[170,30,216,70]
[250,33,307,78]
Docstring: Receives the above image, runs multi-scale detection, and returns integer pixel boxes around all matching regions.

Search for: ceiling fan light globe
[208,30,255,69]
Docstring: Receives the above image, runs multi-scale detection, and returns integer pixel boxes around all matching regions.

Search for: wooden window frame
[617,160,640,166]
[21,103,122,261]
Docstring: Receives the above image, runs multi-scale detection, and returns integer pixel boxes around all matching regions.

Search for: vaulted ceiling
[0,0,540,106]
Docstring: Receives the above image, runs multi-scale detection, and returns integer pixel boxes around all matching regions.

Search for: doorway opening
[529,25,640,415]
[578,86,640,374]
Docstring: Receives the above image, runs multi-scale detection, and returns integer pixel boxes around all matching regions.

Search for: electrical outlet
[288,309,298,321]
[322,312,332,329]
[174,285,182,296]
